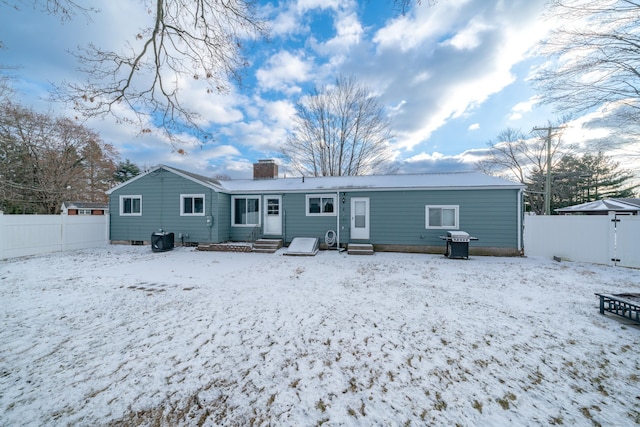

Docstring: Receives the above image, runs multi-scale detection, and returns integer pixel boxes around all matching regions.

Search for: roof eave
[106,164,224,195]
[105,165,163,195]
[222,184,524,194]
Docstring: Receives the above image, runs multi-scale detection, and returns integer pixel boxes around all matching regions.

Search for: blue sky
[0,0,579,178]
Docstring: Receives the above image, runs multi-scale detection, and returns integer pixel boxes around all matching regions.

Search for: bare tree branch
[1,0,98,21]
[534,0,640,140]
[46,0,267,144]
[391,0,437,15]
[476,119,577,214]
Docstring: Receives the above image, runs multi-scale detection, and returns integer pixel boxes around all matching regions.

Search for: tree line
[0,102,141,214]
[478,125,637,214]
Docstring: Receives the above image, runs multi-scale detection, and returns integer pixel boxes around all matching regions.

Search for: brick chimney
[253,159,278,180]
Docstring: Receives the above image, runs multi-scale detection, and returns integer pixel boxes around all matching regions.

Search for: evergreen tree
[113,159,141,183]
[526,152,637,213]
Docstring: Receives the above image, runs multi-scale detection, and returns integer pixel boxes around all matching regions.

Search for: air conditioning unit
[151,232,174,252]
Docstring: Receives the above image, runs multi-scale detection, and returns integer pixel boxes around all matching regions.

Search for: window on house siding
[232,196,260,226]
[181,194,205,216]
[425,205,458,229]
[306,195,336,216]
[120,195,142,216]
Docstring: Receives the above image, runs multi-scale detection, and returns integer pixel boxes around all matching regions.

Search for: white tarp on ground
[284,237,319,256]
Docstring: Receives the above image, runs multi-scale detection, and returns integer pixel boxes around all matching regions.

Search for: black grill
[439,231,478,259]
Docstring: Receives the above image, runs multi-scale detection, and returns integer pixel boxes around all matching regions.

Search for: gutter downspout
[518,188,523,255]
[336,191,340,249]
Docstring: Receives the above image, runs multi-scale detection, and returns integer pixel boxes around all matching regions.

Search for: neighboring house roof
[555,198,640,214]
[61,201,109,210]
[106,164,524,195]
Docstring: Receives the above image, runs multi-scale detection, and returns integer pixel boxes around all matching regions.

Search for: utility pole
[532,125,564,215]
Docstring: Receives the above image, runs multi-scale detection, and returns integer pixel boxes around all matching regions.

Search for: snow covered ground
[1,246,639,426]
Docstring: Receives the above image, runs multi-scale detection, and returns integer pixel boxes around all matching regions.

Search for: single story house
[555,198,640,215]
[106,160,525,256]
[61,201,109,215]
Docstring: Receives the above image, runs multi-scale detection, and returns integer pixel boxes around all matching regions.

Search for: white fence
[524,213,640,268]
[2,212,639,267]
[0,213,109,260]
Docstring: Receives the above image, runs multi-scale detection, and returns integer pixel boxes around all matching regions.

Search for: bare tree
[4,0,267,143]
[0,103,118,213]
[476,121,575,213]
[534,1,640,139]
[81,139,118,203]
[281,75,395,177]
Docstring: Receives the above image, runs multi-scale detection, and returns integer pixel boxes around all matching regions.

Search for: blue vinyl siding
[216,193,231,243]
[109,167,522,251]
[282,193,339,243]
[340,189,520,248]
[334,189,519,248]
[223,189,520,249]
[109,169,222,244]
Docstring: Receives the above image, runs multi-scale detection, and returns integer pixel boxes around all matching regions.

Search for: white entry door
[263,195,282,235]
[350,197,370,240]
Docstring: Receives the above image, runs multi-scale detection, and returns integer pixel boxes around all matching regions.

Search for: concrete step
[253,239,283,253]
[347,243,374,255]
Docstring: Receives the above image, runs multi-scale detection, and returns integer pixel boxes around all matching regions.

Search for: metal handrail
[247,225,261,243]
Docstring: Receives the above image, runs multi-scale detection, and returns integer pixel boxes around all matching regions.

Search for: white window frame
[180,194,205,216]
[78,209,92,215]
[305,194,337,216]
[425,205,459,229]
[120,195,142,216]
[231,196,261,227]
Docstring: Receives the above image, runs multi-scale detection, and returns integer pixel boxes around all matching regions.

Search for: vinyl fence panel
[0,213,108,259]
[524,215,611,265]
[614,215,640,269]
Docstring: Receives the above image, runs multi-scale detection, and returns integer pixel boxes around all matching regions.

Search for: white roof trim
[106,165,224,194]
[106,165,161,195]
[219,172,524,194]
[106,167,523,196]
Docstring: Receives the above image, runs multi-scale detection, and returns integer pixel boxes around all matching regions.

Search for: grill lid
[447,231,469,241]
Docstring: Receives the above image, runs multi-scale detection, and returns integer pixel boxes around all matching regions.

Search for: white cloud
[256,50,313,93]
[399,147,485,173]
[373,0,469,53]
[316,10,363,55]
[296,0,344,13]
[357,0,551,152]
[468,123,480,131]
[509,95,541,121]
[262,99,297,126]
[174,76,246,126]
[269,7,303,36]
[444,18,491,50]
[223,120,289,153]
